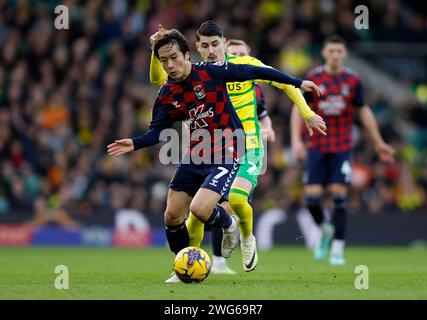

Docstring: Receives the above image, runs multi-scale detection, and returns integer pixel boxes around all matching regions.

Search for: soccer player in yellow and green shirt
[149,21,326,274]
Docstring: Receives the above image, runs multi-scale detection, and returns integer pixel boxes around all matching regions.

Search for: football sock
[186,212,204,247]
[229,187,253,238]
[305,195,324,226]
[330,239,345,256]
[165,221,190,254]
[211,226,223,257]
[212,254,226,267]
[206,204,233,230]
[332,195,347,240]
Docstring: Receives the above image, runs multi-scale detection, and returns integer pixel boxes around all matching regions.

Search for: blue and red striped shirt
[303,66,365,153]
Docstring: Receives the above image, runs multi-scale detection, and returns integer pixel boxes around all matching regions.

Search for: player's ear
[321,46,327,60]
[342,45,348,58]
[184,51,190,61]
[222,37,227,49]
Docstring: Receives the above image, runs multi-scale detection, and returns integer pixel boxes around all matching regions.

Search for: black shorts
[303,150,352,186]
[169,157,240,201]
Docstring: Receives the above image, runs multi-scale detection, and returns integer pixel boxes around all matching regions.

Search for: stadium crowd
[0,0,426,224]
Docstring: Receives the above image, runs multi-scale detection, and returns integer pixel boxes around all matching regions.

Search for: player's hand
[300,80,323,97]
[107,139,134,156]
[265,127,275,142]
[259,116,276,142]
[261,127,276,142]
[150,24,168,49]
[291,140,307,161]
[375,142,396,164]
[305,114,327,136]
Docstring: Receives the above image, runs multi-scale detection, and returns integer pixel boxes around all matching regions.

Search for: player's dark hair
[323,35,347,47]
[196,20,224,41]
[153,29,190,59]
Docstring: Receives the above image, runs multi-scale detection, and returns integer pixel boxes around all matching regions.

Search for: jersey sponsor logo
[227,82,242,91]
[213,61,224,66]
[188,104,214,129]
[319,95,346,116]
[341,84,350,96]
[194,85,206,100]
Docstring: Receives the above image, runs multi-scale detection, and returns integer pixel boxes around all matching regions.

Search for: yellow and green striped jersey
[225,54,264,151]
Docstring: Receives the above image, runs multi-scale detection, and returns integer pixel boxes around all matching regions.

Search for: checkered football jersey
[149,62,246,162]
[303,66,365,153]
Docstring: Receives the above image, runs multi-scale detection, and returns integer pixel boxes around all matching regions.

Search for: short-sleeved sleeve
[352,79,365,107]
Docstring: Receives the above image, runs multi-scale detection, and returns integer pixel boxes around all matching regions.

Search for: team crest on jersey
[194,85,206,100]
[341,84,350,96]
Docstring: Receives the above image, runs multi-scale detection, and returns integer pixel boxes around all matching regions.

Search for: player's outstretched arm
[233,56,325,135]
[149,24,169,86]
[276,81,326,136]
[107,139,134,156]
[212,62,323,95]
[305,113,327,136]
[150,52,168,86]
[358,105,396,163]
[259,115,275,142]
[107,125,165,156]
[254,84,275,142]
[209,62,301,87]
[270,83,316,120]
[290,105,307,161]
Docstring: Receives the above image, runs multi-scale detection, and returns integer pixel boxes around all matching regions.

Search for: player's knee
[189,201,212,222]
[333,195,347,210]
[164,208,185,226]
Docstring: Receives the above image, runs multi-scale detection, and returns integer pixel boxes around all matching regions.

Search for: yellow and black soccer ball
[173,246,211,283]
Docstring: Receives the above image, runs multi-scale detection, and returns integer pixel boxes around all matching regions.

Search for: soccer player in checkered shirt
[108,30,325,282]
[149,22,325,277]
[291,35,396,265]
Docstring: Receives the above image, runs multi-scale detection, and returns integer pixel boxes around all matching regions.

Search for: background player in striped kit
[291,35,396,265]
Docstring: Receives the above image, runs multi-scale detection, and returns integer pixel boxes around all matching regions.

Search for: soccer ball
[173,246,211,283]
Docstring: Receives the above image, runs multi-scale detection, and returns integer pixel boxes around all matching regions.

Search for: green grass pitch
[0,246,426,299]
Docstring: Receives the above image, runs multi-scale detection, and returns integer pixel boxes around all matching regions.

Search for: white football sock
[212,255,226,267]
[330,239,345,256]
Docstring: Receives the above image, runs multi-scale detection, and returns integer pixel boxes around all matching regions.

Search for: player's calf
[305,195,324,226]
[165,221,190,254]
[330,195,347,265]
